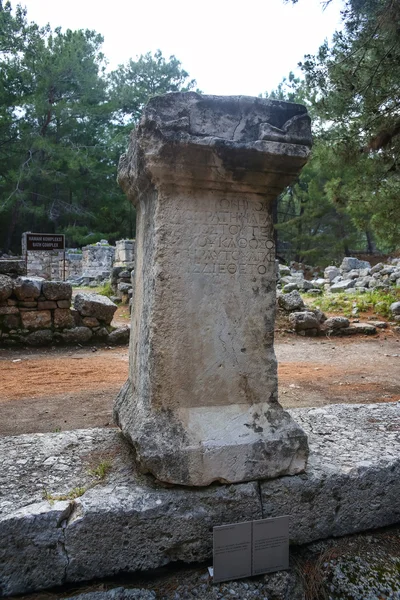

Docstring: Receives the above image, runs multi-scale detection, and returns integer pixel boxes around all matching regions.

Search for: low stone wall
[0,275,129,346]
[1,402,399,595]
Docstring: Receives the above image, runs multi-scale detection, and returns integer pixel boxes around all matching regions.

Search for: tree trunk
[5,199,21,252]
[365,230,376,254]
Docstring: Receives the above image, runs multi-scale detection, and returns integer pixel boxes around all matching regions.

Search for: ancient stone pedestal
[114,92,312,486]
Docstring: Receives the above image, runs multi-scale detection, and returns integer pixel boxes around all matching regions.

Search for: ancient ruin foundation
[114,92,312,486]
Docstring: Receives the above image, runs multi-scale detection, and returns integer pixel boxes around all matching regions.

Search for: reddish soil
[0,324,399,436]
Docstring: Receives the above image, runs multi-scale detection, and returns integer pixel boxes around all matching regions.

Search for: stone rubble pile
[277,256,400,337]
[0,275,129,346]
[277,256,400,294]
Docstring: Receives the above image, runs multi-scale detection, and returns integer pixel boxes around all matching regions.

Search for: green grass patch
[42,486,87,505]
[88,460,112,480]
[97,281,114,298]
[304,288,400,318]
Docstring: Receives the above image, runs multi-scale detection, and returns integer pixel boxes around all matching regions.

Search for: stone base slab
[114,382,309,486]
[1,402,400,596]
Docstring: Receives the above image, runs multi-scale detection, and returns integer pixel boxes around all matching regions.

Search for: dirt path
[0,347,128,435]
[277,335,400,408]
[0,332,399,436]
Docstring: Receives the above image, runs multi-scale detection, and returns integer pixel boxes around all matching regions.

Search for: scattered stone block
[74,293,117,325]
[93,327,109,340]
[330,280,356,292]
[0,259,25,276]
[343,269,361,280]
[25,330,53,346]
[282,282,298,292]
[341,323,377,335]
[13,277,43,301]
[289,311,320,332]
[60,326,92,344]
[324,266,341,281]
[117,282,131,293]
[20,310,51,330]
[340,257,371,271]
[368,320,388,329]
[310,278,326,288]
[278,265,291,276]
[322,316,350,331]
[107,326,130,345]
[355,276,372,288]
[390,301,400,316]
[42,281,72,301]
[371,262,384,274]
[278,290,305,312]
[390,270,400,282]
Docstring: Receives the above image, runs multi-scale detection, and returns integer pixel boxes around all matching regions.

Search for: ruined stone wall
[21,234,136,281]
[0,274,129,346]
[114,239,135,266]
[82,242,115,278]
[26,250,61,280]
[60,251,83,280]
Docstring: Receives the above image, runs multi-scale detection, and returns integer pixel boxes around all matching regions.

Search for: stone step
[1,401,400,595]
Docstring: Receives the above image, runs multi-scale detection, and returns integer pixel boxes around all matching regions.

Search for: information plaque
[26,233,65,251]
[213,516,289,584]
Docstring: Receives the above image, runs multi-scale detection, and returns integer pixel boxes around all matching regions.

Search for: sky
[23,0,344,96]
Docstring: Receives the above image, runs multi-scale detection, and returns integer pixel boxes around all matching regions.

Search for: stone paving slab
[261,402,400,544]
[1,402,400,596]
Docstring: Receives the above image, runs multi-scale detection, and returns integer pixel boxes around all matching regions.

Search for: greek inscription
[165,199,275,276]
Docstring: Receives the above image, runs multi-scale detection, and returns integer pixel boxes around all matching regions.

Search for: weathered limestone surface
[81,242,115,278]
[1,403,400,596]
[114,239,135,266]
[13,276,44,300]
[115,92,312,486]
[20,309,52,330]
[261,402,400,543]
[74,292,117,325]
[0,259,25,277]
[42,280,72,301]
[0,275,12,301]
